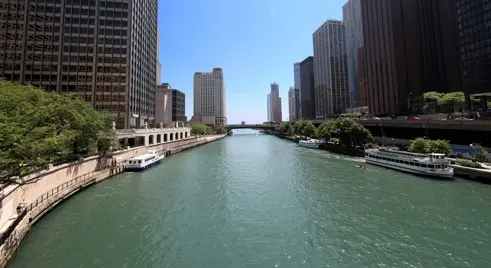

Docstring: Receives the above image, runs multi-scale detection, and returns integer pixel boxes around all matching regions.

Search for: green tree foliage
[450,159,482,169]
[472,144,489,163]
[331,118,373,147]
[317,122,333,142]
[423,91,445,113]
[438,92,465,114]
[191,123,211,135]
[301,121,317,139]
[409,138,429,153]
[290,121,317,139]
[428,139,451,155]
[214,125,228,134]
[0,81,117,184]
[409,138,451,154]
[316,119,372,147]
[292,121,304,137]
[277,122,293,136]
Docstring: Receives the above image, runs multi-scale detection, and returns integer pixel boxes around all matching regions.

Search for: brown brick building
[361,0,462,116]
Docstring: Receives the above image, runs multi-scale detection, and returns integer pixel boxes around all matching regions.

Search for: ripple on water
[7,135,491,268]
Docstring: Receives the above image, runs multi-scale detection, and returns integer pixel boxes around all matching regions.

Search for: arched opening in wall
[149,135,154,145]
[170,133,174,141]
[164,133,168,142]
[185,132,188,138]
[175,133,179,140]
[157,134,161,143]
[180,132,183,139]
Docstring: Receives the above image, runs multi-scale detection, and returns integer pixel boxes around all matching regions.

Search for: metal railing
[26,171,98,212]
[0,164,124,247]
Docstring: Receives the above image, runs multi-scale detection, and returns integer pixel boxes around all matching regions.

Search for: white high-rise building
[288,86,300,122]
[313,20,350,118]
[193,68,227,126]
[269,83,282,123]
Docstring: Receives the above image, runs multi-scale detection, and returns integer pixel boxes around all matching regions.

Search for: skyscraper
[267,93,272,122]
[288,87,297,121]
[171,89,186,123]
[300,56,316,120]
[193,68,227,126]
[294,63,301,90]
[156,28,162,85]
[313,20,350,118]
[457,0,491,97]
[361,0,462,115]
[0,0,158,129]
[343,0,364,108]
[270,83,282,123]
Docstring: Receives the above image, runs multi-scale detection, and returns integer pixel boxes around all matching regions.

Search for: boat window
[428,164,434,169]
[410,162,414,166]
[138,160,142,164]
[422,164,427,168]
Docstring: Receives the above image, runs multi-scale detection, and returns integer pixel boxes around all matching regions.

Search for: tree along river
[8,130,491,268]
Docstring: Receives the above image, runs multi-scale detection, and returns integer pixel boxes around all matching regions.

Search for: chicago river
[8,131,491,267]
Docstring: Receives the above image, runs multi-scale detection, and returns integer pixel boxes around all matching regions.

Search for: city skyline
[1,0,489,124]
[159,0,348,123]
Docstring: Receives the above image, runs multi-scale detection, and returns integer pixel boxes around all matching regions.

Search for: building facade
[269,83,282,123]
[155,83,172,127]
[193,68,227,126]
[457,0,491,96]
[288,87,296,121]
[171,89,186,123]
[361,0,462,115]
[294,88,300,121]
[156,28,161,85]
[300,56,316,120]
[343,0,363,108]
[0,0,158,129]
[267,93,272,122]
[313,20,350,118]
[294,63,301,90]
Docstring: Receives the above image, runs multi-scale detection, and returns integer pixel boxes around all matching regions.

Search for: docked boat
[124,152,164,171]
[298,139,322,149]
[365,148,454,178]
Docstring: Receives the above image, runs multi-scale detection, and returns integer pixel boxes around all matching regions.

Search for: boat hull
[365,158,454,179]
[298,141,320,149]
[124,158,163,172]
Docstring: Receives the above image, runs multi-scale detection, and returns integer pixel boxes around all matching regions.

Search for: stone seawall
[0,134,226,268]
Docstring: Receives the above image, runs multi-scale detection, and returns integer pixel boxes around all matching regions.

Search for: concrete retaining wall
[0,134,226,267]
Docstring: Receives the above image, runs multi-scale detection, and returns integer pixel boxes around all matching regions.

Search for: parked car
[407,115,420,121]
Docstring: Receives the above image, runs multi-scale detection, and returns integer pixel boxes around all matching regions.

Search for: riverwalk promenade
[0,133,226,268]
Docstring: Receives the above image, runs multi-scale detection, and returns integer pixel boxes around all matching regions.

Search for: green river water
[8,131,491,268]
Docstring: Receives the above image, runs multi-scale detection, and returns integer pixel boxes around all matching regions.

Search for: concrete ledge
[451,164,491,183]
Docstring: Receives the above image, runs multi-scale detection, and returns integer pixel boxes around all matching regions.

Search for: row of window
[366,154,447,169]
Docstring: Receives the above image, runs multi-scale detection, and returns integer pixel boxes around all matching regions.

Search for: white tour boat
[124,152,164,171]
[298,139,322,149]
[364,148,454,178]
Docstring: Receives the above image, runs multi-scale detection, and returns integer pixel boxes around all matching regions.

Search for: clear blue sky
[159,0,346,124]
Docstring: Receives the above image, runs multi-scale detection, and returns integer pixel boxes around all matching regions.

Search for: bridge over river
[227,124,277,130]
